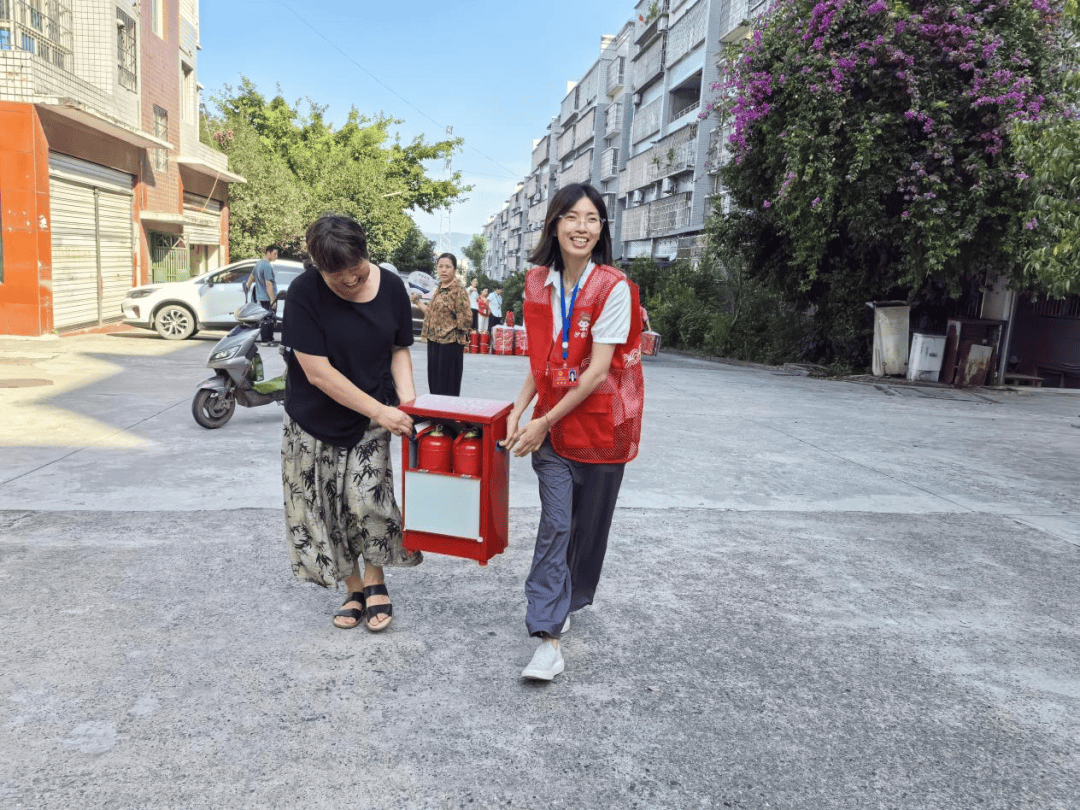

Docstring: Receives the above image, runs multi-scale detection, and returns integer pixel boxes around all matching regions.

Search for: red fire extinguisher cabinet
[399,394,513,565]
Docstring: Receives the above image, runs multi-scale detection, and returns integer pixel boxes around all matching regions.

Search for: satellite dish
[408,271,437,294]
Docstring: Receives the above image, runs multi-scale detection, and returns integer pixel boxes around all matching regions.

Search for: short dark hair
[304,216,368,274]
[265,244,282,255]
[526,183,612,270]
[437,252,458,269]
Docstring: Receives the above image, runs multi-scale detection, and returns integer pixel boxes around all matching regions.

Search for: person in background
[280,215,420,633]
[413,252,471,396]
[477,288,490,334]
[489,287,503,332]
[501,183,644,682]
[245,244,281,344]
[468,278,480,331]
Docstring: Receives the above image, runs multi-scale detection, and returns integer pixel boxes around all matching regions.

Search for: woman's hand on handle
[375,405,413,437]
[506,417,549,457]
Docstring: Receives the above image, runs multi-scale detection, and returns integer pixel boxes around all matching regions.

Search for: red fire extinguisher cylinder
[453,428,483,477]
[418,425,453,473]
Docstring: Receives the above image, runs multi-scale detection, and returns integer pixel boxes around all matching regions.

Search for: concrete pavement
[1,330,1078,809]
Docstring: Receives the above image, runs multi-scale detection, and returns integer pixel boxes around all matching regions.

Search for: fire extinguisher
[468,331,480,354]
[418,424,453,473]
[453,427,483,477]
[479,332,491,354]
[505,310,515,327]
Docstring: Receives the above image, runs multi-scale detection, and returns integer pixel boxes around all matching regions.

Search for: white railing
[560,85,578,121]
[576,108,597,148]
[561,150,593,186]
[669,99,700,123]
[621,204,650,242]
[532,135,550,171]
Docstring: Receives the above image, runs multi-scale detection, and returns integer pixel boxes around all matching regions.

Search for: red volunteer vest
[523,264,644,464]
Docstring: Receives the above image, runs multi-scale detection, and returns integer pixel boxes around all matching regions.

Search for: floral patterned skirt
[281,414,422,589]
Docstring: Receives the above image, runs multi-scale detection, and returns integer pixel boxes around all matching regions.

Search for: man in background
[246,244,281,344]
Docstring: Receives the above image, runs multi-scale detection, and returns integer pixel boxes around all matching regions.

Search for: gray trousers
[526,439,625,639]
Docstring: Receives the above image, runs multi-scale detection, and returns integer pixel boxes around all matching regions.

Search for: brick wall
[139,0,181,216]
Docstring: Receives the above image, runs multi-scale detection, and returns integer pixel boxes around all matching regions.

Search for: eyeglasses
[558,213,606,231]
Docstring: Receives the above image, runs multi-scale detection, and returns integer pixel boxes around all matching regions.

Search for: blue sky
[198,0,632,239]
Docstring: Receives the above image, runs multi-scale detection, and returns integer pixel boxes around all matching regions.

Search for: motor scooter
[191,302,285,429]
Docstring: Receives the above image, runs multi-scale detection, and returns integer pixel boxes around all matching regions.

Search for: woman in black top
[281,215,420,632]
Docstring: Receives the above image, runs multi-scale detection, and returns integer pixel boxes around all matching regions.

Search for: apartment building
[482,0,764,279]
[0,0,241,336]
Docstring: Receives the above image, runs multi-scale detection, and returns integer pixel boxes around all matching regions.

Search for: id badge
[552,365,580,388]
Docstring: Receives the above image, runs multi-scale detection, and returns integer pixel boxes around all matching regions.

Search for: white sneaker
[561,614,570,635]
[521,640,564,681]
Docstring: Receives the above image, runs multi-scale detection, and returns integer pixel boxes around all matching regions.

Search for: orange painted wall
[0,102,51,336]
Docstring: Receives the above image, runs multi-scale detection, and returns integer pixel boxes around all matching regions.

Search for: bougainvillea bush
[706,0,1061,363]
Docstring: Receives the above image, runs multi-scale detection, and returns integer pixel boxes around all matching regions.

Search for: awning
[35,99,172,150]
[175,156,245,184]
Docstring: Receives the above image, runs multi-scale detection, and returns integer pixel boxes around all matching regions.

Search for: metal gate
[48,154,134,330]
[150,233,190,283]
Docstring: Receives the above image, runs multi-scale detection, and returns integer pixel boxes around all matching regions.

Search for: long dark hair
[526,183,612,270]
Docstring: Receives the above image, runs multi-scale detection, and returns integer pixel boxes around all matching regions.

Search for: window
[117,8,136,91]
[181,63,195,123]
[150,0,163,38]
[153,106,169,171]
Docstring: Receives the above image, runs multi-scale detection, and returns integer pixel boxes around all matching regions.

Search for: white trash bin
[907,333,947,382]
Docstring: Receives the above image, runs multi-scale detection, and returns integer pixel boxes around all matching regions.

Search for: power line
[276,0,521,181]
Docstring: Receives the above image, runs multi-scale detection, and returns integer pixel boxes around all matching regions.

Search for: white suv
[120,259,305,340]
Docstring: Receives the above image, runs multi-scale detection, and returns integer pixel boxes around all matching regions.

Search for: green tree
[202,78,469,262]
[1013,0,1080,297]
[390,222,436,274]
[461,234,487,275]
[704,0,1059,363]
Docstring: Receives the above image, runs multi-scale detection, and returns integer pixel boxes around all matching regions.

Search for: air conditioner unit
[630,190,643,206]
[633,92,642,107]
[661,178,675,194]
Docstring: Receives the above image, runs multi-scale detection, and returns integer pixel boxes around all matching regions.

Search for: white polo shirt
[543,262,631,345]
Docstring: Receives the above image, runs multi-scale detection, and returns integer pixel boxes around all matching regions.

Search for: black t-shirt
[282,265,414,447]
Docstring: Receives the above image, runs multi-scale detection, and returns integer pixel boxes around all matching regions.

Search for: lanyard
[559,271,581,361]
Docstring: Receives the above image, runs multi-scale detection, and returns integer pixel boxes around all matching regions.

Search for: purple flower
[763,200,772,209]
[1024,218,1037,229]
[812,197,821,208]
[867,0,887,14]
[901,211,911,219]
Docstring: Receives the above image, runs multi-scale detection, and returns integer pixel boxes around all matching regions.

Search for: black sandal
[332,591,366,630]
[362,583,393,632]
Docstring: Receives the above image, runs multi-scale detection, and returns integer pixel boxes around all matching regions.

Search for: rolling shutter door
[48,155,134,330]
[49,178,99,329]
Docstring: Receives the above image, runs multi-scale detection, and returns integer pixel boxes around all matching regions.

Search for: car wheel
[192,388,236,429]
[154,304,198,340]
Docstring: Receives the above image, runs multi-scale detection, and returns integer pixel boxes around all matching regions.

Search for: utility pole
[438,125,453,257]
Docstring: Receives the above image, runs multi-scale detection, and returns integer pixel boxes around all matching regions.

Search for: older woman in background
[413,252,471,396]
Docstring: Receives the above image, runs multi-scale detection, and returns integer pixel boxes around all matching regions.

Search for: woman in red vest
[502,183,644,681]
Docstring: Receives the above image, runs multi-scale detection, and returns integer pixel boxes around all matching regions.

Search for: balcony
[606,56,625,97]
[632,37,666,92]
[634,3,669,47]
[605,102,623,137]
[669,99,700,124]
[648,191,693,235]
[557,127,575,160]
[601,147,619,179]
[630,97,662,144]
[667,0,708,65]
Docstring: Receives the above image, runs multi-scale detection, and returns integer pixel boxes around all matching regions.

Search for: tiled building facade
[0,0,241,336]
[483,0,765,280]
